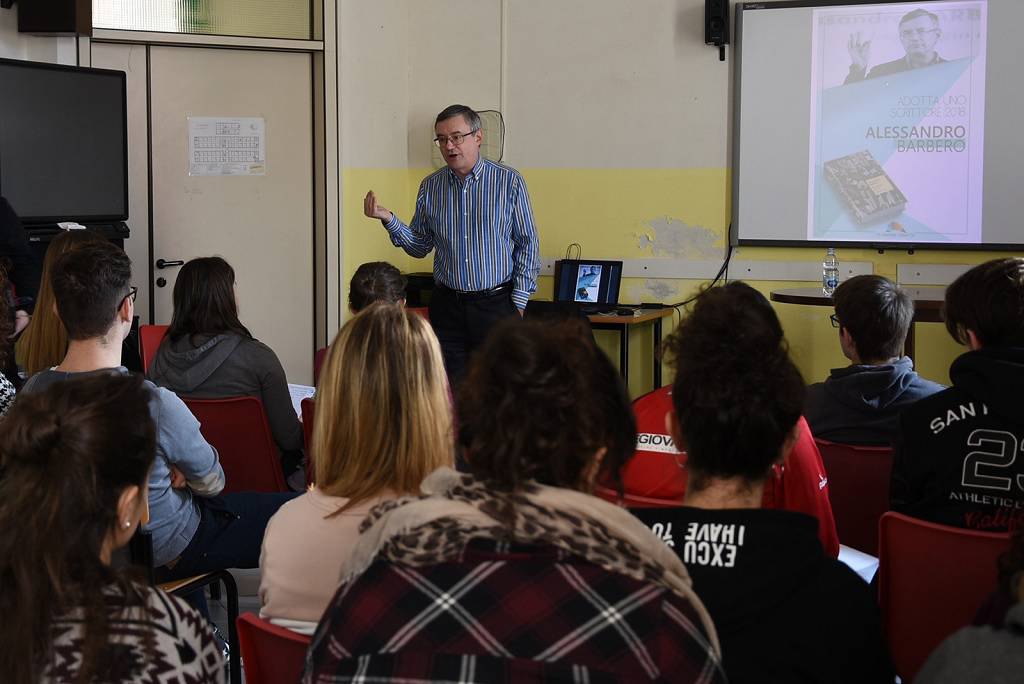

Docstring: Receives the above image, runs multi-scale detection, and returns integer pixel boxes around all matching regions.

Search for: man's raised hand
[364,190,393,222]
[848,32,871,71]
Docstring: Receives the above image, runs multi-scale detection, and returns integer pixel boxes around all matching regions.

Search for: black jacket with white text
[891,347,1024,532]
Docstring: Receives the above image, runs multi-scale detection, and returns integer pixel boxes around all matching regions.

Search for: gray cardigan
[915,602,1024,684]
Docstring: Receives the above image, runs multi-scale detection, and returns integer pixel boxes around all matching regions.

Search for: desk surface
[588,308,674,325]
[770,286,946,322]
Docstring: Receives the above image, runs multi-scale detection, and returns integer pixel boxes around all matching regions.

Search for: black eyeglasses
[122,286,138,306]
[433,130,479,148]
[830,313,840,328]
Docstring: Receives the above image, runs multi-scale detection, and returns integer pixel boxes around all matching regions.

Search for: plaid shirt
[303,539,724,683]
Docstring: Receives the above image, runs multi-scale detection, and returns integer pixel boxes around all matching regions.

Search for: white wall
[0,6,77,64]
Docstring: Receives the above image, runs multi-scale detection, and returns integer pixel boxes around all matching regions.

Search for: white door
[146,46,313,384]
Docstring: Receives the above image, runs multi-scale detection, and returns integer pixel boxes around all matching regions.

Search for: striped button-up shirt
[384,157,540,309]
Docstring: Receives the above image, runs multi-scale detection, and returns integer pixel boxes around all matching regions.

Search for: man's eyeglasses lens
[433,131,477,148]
[900,28,937,39]
[125,286,138,304]
[830,313,840,328]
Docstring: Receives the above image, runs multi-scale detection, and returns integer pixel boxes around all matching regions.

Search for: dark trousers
[429,283,519,386]
[159,491,299,582]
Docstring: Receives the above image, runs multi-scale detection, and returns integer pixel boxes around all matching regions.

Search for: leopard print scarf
[344,467,719,654]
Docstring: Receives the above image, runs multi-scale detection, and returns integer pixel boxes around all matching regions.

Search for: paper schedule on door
[188,116,266,176]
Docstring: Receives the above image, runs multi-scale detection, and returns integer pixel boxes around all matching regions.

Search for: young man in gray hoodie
[20,241,295,579]
[805,275,944,445]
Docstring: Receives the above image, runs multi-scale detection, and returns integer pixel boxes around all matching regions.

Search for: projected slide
[808,2,987,243]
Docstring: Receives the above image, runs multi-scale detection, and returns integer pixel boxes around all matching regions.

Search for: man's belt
[438,281,512,302]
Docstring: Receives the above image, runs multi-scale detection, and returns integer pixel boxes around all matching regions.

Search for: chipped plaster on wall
[635,216,721,259]
[627,279,681,302]
[629,216,721,300]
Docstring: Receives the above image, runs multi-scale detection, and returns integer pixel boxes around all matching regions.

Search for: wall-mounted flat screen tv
[0,58,127,224]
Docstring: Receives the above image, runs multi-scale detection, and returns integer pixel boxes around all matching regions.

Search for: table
[770,287,946,362]
[589,308,674,389]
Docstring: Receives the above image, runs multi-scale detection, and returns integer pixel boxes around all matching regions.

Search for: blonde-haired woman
[258,303,453,633]
[15,229,107,377]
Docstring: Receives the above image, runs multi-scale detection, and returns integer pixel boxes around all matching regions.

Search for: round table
[770,286,946,361]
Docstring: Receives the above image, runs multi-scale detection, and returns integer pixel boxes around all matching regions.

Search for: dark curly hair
[348,261,407,312]
[456,318,635,495]
[665,282,805,491]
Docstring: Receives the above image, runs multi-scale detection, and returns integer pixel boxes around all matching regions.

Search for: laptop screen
[554,260,623,306]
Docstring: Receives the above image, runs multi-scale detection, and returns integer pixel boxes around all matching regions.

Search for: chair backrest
[300,397,316,485]
[408,306,430,321]
[879,511,1010,682]
[181,396,287,494]
[236,613,310,684]
[139,324,169,374]
[815,438,892,554]
[312,347,328,387]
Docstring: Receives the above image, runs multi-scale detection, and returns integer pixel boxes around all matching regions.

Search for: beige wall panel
[406,0,502,168]
[338,0,410,167]
[91,42,152,323]
[506,0,729,168]
[149,46,314,384]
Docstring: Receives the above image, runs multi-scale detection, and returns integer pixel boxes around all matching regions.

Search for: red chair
[301,397,316,485]
[878,511,1011,682]
[815,439,893,555]
[313,347,328,387]
[139,324,168,373]
[236,613,311,684]
[181,396,288,494]
[408,306,430,321]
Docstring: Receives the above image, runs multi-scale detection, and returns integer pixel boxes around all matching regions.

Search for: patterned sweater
[44,583,224,683]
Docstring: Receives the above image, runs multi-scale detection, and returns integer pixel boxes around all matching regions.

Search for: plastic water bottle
[822,248,839,296]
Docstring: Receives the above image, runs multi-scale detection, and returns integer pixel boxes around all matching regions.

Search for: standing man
[364,104,539,383]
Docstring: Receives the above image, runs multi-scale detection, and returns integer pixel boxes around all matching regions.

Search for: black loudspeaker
[18,0,91,35]
[705,0,729,47]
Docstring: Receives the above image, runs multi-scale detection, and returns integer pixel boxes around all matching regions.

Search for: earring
[123,520,132,529]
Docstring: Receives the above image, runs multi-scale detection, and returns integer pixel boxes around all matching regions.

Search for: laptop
[553,259,624,314]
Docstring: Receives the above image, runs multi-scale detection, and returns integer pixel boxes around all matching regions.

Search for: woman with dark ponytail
[0,373,224,683]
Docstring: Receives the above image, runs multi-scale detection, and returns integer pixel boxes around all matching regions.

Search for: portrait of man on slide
[845,8,945,84]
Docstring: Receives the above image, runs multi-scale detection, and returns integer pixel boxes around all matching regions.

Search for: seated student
[20,241,295,581]
[304,319,725,682]
[348,261,406,312]
[260,304,452,632]
[15,229,110,378]
[632,282,892,683]
[617,386,840,557]
[0,373,223,683]
[1,267,14,415]
[915,528,1024,683]
[149,256,303,474]
[806,275,944,444]
[892,258,1024,532]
